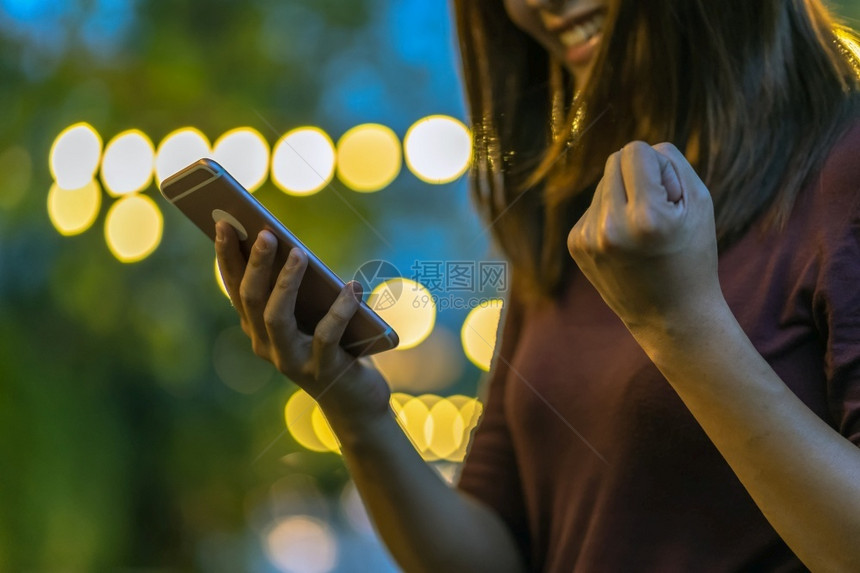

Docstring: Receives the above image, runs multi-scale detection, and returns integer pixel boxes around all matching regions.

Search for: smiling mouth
[558,11,606,50]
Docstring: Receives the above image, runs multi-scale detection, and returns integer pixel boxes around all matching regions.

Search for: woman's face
[503,0,608,88]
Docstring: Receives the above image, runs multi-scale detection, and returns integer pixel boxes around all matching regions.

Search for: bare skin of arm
[569,141,860,572]
[215,221,525,573]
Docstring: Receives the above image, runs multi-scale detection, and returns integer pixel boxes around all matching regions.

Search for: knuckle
[315,327,338,347]
[263,308,286,329]
[299,360,318,381]
[330,305,355,324]
[240,285,264,308]
[251,339,268,359]
[630,211,666,242]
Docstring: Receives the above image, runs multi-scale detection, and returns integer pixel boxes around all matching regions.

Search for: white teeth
[559,13,605,48]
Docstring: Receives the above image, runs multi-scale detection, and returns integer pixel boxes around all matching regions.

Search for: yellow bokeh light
[213,127,270,193]
[461,299,504,371]
[396,396,432,454]
[403,115,472,184]
[155,127,211,184]
[448,395,484,462]
[271,127,336,196]
[285,390,337,453]
[370,326,462,393]
[100,129,155,196]
[390,392,482,462]
[47,180,101,236]
[311,406,340,453]
[369,278,435,350]
[215,257,230,299]
[265,515,338,573]
[50,122,103,190]
[336,123,401,192]
[104,194,163,263]
[427,398,463,460]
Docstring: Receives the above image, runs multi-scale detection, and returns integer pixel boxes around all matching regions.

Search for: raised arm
[568,141,860,572]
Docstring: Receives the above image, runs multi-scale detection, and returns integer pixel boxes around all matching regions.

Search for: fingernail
[257,231,272,251]
[350,281,363,301]
[215,223,224,242]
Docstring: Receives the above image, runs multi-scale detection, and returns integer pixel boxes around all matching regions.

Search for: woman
[215,0,860,570]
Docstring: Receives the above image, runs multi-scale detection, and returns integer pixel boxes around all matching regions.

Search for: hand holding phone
[214,221,394,419]
[160,158,397,416]
[159,158,399,357]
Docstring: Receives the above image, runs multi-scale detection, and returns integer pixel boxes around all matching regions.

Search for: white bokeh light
[265,516,338,573]
[50,123,103,190]
[271,127,335,196]
[101,129,155,196]
[155,127,212,184]
[404,115,472,184]
[213,127,270,192]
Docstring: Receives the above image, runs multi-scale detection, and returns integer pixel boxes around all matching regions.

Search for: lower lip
[565,32,602,66]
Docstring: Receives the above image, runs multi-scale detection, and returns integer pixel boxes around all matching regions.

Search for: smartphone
[159,158,399,357]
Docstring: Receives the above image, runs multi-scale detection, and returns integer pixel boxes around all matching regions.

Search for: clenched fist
[568,141,722,333]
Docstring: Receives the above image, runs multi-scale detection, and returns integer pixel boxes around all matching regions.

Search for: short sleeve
[456,285,531,558]
[811,124,860,446]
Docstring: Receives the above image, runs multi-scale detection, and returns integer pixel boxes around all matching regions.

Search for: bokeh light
[461,299,504,371]
[403,115,471,184]
[395,395,432,454]
[426,398,463,460]
[336,123,401,192]
[47,180,102,236]
[215,257,230,299]
[310,407,339,453]
[369,278,435,350]
[50,122,103,190]
[213,127,270,192]
[104,194,164,263]
[370,326,462,393]
[448,395,484,462]
[285,390,338,454]
[388,393,484,462]
[100,129,155,196]
[264,515,338,573]
[155,127,211,184]
[271,127,336,196]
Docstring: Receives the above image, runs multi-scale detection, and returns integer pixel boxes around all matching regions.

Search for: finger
[264,247,311,366]
[652,142,704,203]
[311,281,363,379]
[619,141,670,207]
[215,221,249,320]
[240,230,278,347]
[601,149,628,208]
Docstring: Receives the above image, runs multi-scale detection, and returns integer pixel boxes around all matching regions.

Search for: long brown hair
[453,0,860,306]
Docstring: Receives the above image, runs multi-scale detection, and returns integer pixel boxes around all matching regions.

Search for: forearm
[633,302,860,572]
[325,406,526,573]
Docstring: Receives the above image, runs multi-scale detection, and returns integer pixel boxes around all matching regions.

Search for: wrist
[626,290,735,365]
[323,403,397,453]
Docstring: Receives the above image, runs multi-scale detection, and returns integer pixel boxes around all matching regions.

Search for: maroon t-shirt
[457,123,860,572]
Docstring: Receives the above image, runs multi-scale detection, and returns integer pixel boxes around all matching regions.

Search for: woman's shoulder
[793,118,860,234]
